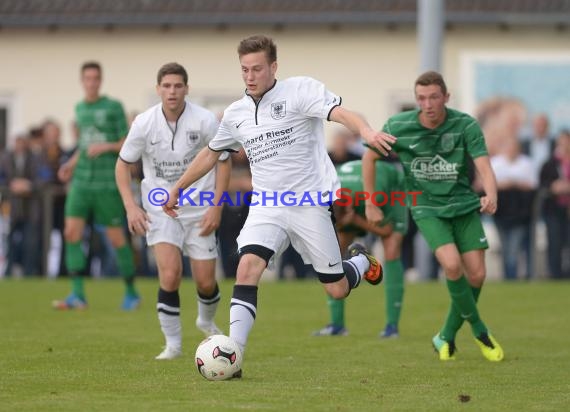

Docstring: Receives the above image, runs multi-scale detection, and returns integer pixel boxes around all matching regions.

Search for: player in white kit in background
[115,62,231,360]
[163,36,396,374]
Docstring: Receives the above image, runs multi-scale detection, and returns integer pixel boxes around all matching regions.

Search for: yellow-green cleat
[475,333,504,362]
[432,334,456,361]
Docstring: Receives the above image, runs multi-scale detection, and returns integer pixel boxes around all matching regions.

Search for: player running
[53,61,140,310]
[115,63,231,360]
[364,71,504,361]
[163,35,395,375]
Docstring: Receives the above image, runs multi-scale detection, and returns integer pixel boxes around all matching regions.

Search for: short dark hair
[415,71,447,95]
[81,61,102,75]
[157,62,188,85]
[238,35,277,63]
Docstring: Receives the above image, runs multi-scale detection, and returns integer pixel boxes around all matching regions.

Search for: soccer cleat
[347,243,383,285]
[232,369,243,379]
[155,346,182,360]
[312,324,348,336]
[432,333,457,361]
[121,294,141,311]
[52,294,87,310]
[475,333,504,362]
[379,324,399,339]
[196,318,223,337]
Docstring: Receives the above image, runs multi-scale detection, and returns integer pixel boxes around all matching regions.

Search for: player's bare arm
[115,158,151,235]
[333,201,392,238]
[473,155,498,215]
[57,150,80,182]
[362,149,384,224]
[163,147,222,217]
[87,137,127,158]
[353,213,393,237]
[329,106,396,156]
[199,156,232,236]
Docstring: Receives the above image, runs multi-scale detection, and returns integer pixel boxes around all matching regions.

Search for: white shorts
[146,214,217,260]
[237,206,342,274]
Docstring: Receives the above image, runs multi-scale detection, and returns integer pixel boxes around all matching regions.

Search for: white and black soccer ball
[195,334,242,381]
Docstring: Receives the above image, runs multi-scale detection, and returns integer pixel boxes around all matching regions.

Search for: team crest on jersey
[186,130,200,145]
[94,110,107,126]
[270,101,287,120]
[440,133,455,153]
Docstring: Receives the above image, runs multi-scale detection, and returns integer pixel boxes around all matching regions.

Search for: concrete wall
[0,25,568,147]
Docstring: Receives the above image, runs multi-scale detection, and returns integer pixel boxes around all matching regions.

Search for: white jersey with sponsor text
[209,77,341,203]
[120,100,226,218]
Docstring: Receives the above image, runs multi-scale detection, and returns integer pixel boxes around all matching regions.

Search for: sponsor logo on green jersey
[411,155,459,181]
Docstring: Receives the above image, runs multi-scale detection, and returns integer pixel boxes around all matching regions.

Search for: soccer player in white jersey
[163,35,396,374]
[115,63,231,360]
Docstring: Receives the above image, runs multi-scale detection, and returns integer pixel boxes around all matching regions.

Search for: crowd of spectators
[1,113,568,280]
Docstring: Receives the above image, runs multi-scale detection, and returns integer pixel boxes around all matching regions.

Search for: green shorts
[65,184,126,227]
[414,210,488,253]
[382,201,409,235]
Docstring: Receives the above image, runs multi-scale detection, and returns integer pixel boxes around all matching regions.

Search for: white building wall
[0,25,568,147]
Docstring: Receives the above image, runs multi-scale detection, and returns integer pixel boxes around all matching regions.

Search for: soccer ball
[195,334,242,381]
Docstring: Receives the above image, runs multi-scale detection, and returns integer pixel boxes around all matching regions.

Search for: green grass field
[1,278,569,411]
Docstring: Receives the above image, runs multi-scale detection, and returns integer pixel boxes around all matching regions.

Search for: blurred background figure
[42,119,72,278]
[539,130,570,279]
[28,127,46,158]
[0,135,46,276]
[522,114,555,178]
[491,138,537,280]
[476,97,527,158]
[519,114,555,280]
[52,61,139,310]
[327,127,362,166]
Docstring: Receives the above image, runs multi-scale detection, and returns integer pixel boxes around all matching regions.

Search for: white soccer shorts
[237,206,343,274]
[146,214,217,260]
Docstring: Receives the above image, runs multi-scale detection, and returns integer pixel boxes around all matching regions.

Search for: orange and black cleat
[347,243,383,285]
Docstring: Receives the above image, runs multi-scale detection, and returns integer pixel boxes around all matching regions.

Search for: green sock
[441,285,482,341]
[327,295,345,327]
[442,276,486,339]
[384,259,404,327]
[65,242,86,298]
[115,244,137,297]
[71,276,85,299]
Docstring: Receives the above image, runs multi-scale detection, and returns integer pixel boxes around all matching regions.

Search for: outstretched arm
[163,147,222,217]
[362,148,385,224]
[329,106,396,156]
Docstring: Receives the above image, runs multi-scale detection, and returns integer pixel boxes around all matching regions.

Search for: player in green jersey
[53,61,140,311]
[364,71,504,361]
[313,159,408,338]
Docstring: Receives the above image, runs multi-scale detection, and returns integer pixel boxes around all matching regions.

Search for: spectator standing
[539,130,570,279]
[522,114,555,177]
[491,138,537,280]
[0,136,45,276]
